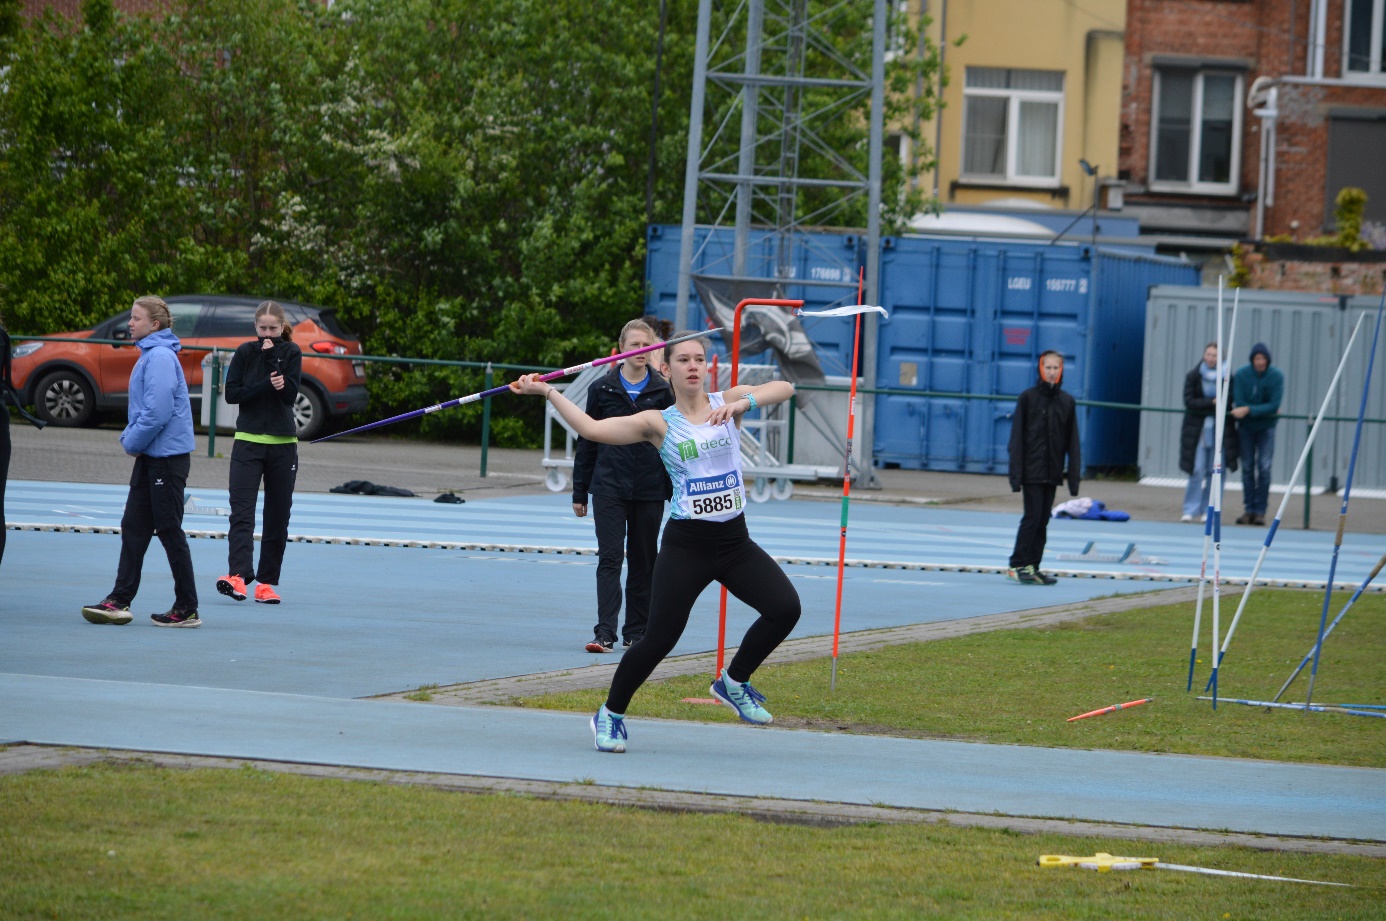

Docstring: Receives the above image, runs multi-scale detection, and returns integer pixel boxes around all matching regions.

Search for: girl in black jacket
[1006,351,1081,585]
[216,301,303,605]
[571,319,674,652]
[2,315,47,570]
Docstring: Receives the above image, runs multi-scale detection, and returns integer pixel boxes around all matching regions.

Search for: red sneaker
[216,575,247,601]
[254,583,282,605]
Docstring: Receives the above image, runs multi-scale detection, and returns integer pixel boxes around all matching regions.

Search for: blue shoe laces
[601,712,628,741]
[725,679,766,707]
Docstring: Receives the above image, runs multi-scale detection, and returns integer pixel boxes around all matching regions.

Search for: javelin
[1198,696,1386,719]
[1066,697,1152,722]
[312,328,723,443]
[1304,292,1385,711]
[1210,312,1366,682]
[1206,284,1237,710]
[1272,547,1386,702]
[1188,279,1236,697]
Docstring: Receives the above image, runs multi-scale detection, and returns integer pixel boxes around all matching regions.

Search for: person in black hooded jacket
[1006,351,1081,585]
[571,319,674,652]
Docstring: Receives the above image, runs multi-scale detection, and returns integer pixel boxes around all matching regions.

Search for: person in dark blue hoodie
[1230,342,1284,526]
[82,296,200,627]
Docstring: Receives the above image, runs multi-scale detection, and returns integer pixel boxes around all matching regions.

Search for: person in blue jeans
[1231,342,1284,526]
[1179,343,1237,522]
[82,296,200,627]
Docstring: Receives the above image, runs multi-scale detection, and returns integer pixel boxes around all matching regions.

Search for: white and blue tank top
[658,392,746,522]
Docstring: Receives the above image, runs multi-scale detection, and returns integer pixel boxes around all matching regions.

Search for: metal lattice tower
[675,0,888,478]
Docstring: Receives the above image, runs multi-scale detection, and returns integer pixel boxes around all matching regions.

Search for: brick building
[1120,0,1386,242]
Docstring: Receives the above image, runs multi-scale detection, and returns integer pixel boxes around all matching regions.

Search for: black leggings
[0,411,9,569]
[227,439,298,584]
[605,515,801,715]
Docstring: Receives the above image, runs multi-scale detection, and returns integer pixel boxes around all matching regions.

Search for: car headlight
[11,341,44,358]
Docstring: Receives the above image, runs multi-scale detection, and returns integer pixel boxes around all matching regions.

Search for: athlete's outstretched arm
[510,373,665,446]
[708,381,796,426]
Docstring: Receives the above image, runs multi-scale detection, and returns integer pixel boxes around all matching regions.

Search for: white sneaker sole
[81,607,132,626]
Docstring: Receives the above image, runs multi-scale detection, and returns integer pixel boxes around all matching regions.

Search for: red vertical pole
[715,298,802,678]
[830,270,866,690]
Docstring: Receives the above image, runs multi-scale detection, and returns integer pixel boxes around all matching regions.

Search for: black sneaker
[1006,565,1043,585]
[585,636,614,653]
[622,635,642,648]
[1235,512,1254,525]
[81,599,132,625]
[1035,569,1058,585]
[151,609,201,628]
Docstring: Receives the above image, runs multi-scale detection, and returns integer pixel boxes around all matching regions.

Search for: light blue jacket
[120,329,195,457]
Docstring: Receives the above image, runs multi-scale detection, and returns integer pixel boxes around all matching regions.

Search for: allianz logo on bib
[687,472,739,495]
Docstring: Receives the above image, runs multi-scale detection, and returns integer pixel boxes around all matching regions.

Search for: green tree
[0,0,938,443]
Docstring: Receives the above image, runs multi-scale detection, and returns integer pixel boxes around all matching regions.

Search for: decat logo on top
[676,434,735,462]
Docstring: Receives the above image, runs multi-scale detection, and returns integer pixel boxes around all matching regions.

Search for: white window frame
[1148,69,1244,196]
[959,70,1065,188]
[1342,0,1386,83]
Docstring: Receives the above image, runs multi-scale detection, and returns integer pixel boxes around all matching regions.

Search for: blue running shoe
[590,706,628,753]
[710,672,773,725]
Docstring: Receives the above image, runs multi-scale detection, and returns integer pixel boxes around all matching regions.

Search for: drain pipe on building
[1249,76,1278,241]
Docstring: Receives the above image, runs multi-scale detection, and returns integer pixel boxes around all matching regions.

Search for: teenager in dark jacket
[82,296,199,627]
[1006,351,1081,585]
[2,314,47,570]
[216,301,303,605]
[1179,343,1238,522]
[571,319,674,652]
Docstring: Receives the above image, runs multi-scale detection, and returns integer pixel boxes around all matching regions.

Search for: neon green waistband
[234,432,298,445]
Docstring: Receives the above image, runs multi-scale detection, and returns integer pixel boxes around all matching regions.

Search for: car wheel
[35,370,97,427]
[292,386,327,441]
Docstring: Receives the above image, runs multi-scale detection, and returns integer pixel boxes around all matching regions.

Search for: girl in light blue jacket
[82,296,201,628]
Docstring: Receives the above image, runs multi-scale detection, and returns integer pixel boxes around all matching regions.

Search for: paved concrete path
[5,674,1383,841]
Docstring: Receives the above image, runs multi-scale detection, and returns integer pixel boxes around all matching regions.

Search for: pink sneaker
[216,575,247,601]
[254,583,281,604]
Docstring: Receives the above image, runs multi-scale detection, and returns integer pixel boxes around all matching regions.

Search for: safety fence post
[207,348,220,458]
[480,362,493,477]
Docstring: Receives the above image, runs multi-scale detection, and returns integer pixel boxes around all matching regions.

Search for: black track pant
[111,453,198,613]
[1009,482,1058,569]
[605,515,801,715]
[591,494,663,643]
[0,411,9,568]
[227,439,298,585]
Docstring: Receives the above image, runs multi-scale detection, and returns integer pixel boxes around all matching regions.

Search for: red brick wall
[1240,250,1386,295]
[1122,0,1386,239]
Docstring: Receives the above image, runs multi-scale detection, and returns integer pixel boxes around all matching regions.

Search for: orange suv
[10,295,367,441]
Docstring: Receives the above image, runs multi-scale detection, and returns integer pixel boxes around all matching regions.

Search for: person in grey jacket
[82,296,200,628]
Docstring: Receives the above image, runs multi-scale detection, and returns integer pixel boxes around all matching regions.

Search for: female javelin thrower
[511,333,801,753]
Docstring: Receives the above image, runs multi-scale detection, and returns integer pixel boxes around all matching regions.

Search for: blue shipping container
[644,225,1200,472]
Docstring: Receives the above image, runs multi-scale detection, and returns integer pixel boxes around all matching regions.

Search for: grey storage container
[1139,286,1386,495]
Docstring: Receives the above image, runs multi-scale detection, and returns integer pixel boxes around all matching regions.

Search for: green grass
[2,762,1382,920]
[516,590,1386,767]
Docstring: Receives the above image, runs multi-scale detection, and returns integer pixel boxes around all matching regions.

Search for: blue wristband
[744,392,758,412]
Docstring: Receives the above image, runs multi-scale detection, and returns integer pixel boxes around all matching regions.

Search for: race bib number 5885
[687,472,743,518]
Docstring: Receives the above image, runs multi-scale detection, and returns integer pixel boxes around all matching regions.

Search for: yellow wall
[910,0,1125,211]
